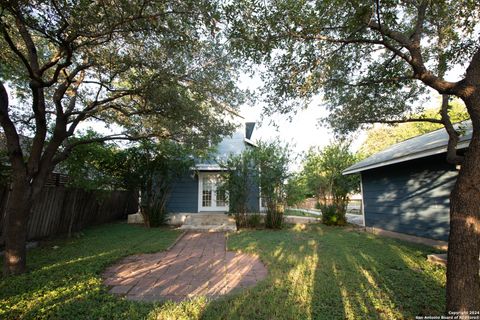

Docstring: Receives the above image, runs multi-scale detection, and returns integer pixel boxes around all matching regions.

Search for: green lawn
[0,223,446,319]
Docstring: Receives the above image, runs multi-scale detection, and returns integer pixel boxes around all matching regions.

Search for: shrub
[234,213,263,229]
[265,204,284,229]
[321,204,347,226]
[234,212,248,229]
[141,195,168,227]
[247,213,262,228]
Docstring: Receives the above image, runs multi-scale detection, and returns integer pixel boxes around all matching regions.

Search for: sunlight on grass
[37,251,118,272]
[148,297,208,320]
[0,223,180,319]
[1,223,446,319]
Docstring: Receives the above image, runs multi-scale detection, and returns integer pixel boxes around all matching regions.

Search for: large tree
[301,143,359,216]
[0,0,242,275]
[225,0,480,312]
[360,100,469,156]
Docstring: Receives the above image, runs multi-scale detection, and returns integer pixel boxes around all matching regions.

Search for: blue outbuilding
[343,122,472,241]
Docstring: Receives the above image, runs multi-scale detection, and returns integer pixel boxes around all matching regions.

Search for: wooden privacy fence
[0,186,138,246]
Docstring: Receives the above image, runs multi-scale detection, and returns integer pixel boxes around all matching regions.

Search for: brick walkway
[102,232,268,302]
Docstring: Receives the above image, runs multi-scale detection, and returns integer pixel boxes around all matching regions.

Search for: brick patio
[102,232,268,302]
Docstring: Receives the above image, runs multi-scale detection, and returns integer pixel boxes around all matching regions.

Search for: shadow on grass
[0,223,180,320]
[200,224,445,320]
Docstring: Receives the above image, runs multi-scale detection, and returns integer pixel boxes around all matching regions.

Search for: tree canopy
[0,0,244,276]
[225,0,478,133]
[225,1,480,311]
[359,100,470,157]
[0,0,243,178]
[301,142,359,203]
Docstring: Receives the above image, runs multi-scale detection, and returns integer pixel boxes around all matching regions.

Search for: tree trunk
[3,180,32,276]
[446,95,480,312]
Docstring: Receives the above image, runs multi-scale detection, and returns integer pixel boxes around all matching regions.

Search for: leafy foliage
[360,100,470,157]
[252,140,291,229]
[224,1,479,131]
[225,139,291,229]
[321,204,346,226]
[300,142,359,225]
[60,131,122,190]
[0,0,244,273]
[224,151,256,228]
[285,173,309,207]
[62,132,198,227]
[0,0,245,168]
[224,0,479,311]
[117,140,194,227]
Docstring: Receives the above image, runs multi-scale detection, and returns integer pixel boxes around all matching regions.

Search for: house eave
[191,164,228,171]
[244,138,257,147]
[343,140,469,175]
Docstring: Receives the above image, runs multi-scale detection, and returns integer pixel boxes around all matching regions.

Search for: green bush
[320,204,347,226]
[265,211,283,229]
[247,213,262,228]
[234,212,248,229]
[141,197,168,227]
[234,213,263,229]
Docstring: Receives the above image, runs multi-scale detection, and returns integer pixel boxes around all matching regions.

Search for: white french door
[198,173,229,212]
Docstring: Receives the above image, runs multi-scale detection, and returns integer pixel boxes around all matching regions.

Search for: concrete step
[179,213,237,232]
[427,253,447,266]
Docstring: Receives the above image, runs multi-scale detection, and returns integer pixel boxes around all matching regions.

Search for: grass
[0,223,181,319]
[284,209,321,218]
[0,223,446,319]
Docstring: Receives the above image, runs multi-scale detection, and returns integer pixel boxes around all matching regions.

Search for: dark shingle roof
[343,121,472,175]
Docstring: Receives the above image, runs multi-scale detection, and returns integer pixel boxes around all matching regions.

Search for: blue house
[166,122,262,214]
[343,122,472,241]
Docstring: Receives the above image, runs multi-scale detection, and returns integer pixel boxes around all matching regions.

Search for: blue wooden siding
[246,174,260,212]
[166,173,198,213]
[165,171,260,213]
[362,154,457,241]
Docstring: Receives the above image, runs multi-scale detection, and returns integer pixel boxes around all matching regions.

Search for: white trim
[192,164,228,171]
[197,172,229,212]
[258,189,267,212]
[244,138,258,147]
[359,175,366,227]
[343,140,470,175]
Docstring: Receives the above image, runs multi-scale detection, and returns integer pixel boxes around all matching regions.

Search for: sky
[236,72,364,170]
[238,60,469,171]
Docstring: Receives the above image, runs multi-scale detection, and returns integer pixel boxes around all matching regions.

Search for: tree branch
[51,133,158,166]
[440,94,464,165]
[0,81,25,173]
[0,21,36,79]
[14,11,40,74]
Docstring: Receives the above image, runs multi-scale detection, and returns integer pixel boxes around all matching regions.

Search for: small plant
[141,196,168,228]
[320,204,347,226]
[265,210,283,228]
[247,213,262,228]
[234,212,248,228]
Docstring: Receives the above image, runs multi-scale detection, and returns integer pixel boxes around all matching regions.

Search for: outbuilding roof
[343,121,472,175]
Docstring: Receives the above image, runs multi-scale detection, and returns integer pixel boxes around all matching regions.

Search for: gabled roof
[192,122,257,171]
[343,121,472,175]
[245,122,255,140]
